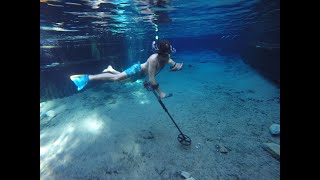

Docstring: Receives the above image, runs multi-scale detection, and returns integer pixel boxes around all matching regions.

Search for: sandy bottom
[40,51,280,180]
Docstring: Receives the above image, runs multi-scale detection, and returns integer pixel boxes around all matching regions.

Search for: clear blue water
[40,0,279,39]
[40,0,279,100]
[40,0,279,61]
[40,0,280,179]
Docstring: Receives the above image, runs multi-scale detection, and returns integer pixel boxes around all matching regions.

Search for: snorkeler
[70,40,183,99]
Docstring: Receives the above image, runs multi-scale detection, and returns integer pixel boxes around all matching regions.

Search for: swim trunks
[124,63,146,81]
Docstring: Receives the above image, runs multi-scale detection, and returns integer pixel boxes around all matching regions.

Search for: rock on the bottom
[269,124,280,135]
[185,177,196,180]
[46,110,56,118]
[262,142,280,160]
[40,102,46,108]
[179,170,191,179]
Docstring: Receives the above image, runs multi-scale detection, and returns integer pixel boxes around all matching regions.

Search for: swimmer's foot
[102,65,116,73]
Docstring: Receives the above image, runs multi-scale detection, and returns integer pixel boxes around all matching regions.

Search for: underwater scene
[40,0,280,179]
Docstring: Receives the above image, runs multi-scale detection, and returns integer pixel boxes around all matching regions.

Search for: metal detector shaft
[152,90,184,135]
[147,88,191,146]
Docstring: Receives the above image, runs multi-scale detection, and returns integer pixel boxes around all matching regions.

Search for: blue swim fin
[70,74,89,91]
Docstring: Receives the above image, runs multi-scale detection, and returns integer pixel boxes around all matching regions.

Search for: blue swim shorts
[124,63,146,81]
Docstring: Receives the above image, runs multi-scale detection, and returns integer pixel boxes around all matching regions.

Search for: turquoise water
[40,0,280,179]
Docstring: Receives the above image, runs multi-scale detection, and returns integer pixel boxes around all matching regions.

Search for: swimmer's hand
[143,81,154,91]
[160,92,173,99]
[171,63,183,71]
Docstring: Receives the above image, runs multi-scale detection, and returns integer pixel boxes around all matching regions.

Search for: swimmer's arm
[148,60,164,95]
[148,61,159,87]
[148,59,157,85]
[168,58,183,71]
